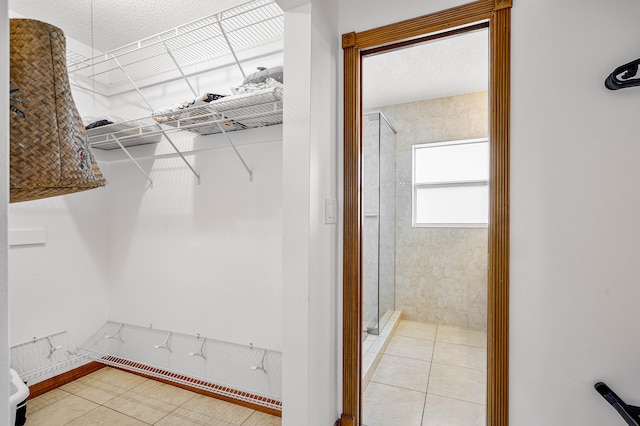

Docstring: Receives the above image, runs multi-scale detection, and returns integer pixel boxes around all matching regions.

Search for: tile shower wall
[380,91,489,330]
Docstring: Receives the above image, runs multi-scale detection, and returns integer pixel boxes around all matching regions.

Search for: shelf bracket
[46,336,63,360]
[217,15,246,80]
[188,334,207,360]
[109,54,201,185]
[109,135,154,188]
[216,121,253,182]
[104,323,124,342]
[162,41,198,99]
[154,332,172,352]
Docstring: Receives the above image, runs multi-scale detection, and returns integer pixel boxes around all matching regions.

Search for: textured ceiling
[8,1,488,107]
[8,0,247,52]
[363,28,489,109]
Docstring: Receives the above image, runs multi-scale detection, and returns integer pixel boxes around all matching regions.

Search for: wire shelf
[78,322,282,411]
[67,0,283,95]
[87,85,282,150]
[10,332,88,384]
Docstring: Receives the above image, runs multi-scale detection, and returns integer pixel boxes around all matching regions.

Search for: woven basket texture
[10,19,106,203]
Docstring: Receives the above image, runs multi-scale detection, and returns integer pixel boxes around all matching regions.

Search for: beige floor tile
[362,382,426,426]
[371,354,430,392]
[26,389,71,415]
[155,413,206,426]
[436,325,487,348]
[432,341,487,370]
[422,394,485,426]
[60,376,126,404]
[181,394,254,425]
[129,379,197,406]
[427,363,486,404]
[385,335,434,361]
[65,406,148,425]
[103,391,176,424]
[395,320,438,340]
[87,367,148,391]
[25,394,99,426]
[106,387,177,412]
[242,411,282,426]
[158,407,235,426]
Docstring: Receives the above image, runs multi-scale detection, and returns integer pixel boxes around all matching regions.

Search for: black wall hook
[605,58,640,90]
[595,382,640,425]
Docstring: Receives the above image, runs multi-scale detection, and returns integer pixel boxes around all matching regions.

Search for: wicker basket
[9,19,106,203]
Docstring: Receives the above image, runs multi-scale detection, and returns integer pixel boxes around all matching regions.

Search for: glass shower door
[362,112,396,336]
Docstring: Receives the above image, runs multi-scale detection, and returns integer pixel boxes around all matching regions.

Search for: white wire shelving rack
[67,0,284,186]
[10,331,87,384]
[78,321,282,411]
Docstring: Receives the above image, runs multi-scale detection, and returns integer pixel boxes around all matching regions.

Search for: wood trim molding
[342,32,356,49]
[488,7,511,424]
[342,41,362,426]
[354,0,494,50]
[495,0,513,10]
[26,361,280,418]
[27,361,105,399]
[113,366,281,417]
[341,1,512,425]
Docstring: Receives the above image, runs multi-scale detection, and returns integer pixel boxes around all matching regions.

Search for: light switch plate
[325,198,337,224]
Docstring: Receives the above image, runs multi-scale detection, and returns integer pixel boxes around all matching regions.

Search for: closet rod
[110,54,202,185]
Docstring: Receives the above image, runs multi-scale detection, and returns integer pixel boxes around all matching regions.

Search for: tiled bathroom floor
[24,367,281,426]
[362,320,487,426]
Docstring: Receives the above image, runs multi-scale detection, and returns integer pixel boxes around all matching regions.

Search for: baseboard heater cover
[78,321,282,411]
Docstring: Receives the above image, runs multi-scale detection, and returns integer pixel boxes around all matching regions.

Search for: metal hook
[250,349,267,374]
[104,323,124,342]
[189,334,206,359]
[154,332,172,352]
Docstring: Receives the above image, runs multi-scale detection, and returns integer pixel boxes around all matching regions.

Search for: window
[412,138,489,227]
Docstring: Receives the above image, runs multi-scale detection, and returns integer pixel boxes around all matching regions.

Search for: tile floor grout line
[426,389,486,406]
[368,378,428,394]
[419,322,440,426]
[425,391,486,407]
[430,360,487,372]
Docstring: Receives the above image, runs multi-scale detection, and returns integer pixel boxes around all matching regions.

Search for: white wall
[1,0,10,423]
[105,131,283,350]
[510,0,640,424]
[281,0,338,424]
[9,189,110,350]
[7,10,284,384]
[8,70,111,361]
[338,0,640,425]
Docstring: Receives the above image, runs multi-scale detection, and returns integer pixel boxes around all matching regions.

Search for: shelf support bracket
[109,135,154,188]
[104,323,124,342]
[109,54,201,185]
[189,334,207,360]
[154,332,172,352]
[216,121,253,182]
[217,15,246,79]
[162,41,198,98]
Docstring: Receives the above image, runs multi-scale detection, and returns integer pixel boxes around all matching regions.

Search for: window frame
[412,137,489,228]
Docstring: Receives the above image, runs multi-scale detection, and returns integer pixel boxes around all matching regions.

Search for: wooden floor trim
[24,360,281,418]
[27,361,105,399]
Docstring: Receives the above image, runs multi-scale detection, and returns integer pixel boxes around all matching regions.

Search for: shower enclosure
[362,112,396,336]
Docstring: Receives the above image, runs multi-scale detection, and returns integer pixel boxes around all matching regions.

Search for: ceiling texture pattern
[9,1,489,108]
[8,0,247,53]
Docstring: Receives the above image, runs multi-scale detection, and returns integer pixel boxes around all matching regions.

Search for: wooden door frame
[341,1,512,425]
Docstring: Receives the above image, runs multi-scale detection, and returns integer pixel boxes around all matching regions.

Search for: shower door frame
[340,1,512,425]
